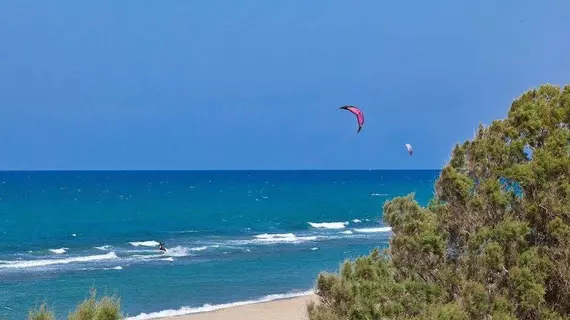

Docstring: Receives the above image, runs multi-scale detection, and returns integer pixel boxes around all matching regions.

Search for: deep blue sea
[0,170,439,319]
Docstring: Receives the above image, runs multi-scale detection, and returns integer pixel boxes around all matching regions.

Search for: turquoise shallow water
[0,170,439,319]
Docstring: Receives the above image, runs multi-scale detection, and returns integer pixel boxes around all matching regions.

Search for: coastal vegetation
[307,84,570,320]
[28,289,122,320]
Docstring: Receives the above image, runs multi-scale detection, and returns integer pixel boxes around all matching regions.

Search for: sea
[0,170,440,319]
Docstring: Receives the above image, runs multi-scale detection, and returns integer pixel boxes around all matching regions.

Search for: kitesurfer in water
[158,242,166,252]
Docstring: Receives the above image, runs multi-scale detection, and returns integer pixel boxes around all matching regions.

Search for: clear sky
[1,1,569,170]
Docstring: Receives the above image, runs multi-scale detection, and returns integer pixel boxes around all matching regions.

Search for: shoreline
[162,295,315,320]
[126,290,316,320]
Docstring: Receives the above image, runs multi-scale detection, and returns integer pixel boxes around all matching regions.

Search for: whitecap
[308,222,348,229]
[49,248,68,254]
[131,254,165,260]
[0,252,118,269]
[340,230,353,235]
[310,247,319,251]
[351,219,362,223]
[164,246,191,257]
[254,233,295,240]
[129,241,160,247]
[252,233,317,244]
[103,266,123,271]
[94,245,112,251]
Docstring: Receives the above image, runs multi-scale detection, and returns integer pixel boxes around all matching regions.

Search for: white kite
[405,144,413,156]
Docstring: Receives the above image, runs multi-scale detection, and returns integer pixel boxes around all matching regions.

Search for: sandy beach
[160,295,316,320]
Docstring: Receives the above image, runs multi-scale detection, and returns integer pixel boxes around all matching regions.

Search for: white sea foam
[160,257,174,262]
[94,245,112,251]
[308,222,348,229]
[252,233,317,244]
[353,227,392,233]
[103,266,123,271]
[49,248,68,254]
[190,246,208,252]
[0,252,118,269]
[126,249,157,254]
[371,193,388,196]
[310,247,319,251]
[254,233,295,240]
[125,289,314,320]
[340,230,353,235]
[129,241,160,247]
[130,254,165,260]
[352,219,362,223]
[164,246,191,257]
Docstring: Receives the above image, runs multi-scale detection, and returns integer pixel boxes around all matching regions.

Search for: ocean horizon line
[0,168,442,172]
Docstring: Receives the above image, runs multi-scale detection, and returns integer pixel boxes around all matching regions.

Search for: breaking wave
[125,289,314,320]
[252,233,317,244]
[308,221,348,229]
[0,224,391,274]
[164,246,191,257]
[49,248,68,254]
[0,252,118,269]
[190,246,208,252]
[129,241,160,247]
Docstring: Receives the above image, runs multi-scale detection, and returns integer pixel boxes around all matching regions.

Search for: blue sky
[1,1,569,170]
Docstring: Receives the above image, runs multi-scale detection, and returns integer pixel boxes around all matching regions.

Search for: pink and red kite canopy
[339,105,364,133]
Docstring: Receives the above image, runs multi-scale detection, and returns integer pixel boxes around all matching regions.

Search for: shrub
[68,289,123,320]
[26,289,123,320]
[28,303,55,320]
[308,84,570,320]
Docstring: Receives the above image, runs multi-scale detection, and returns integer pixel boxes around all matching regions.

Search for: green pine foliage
[308,84,570,320]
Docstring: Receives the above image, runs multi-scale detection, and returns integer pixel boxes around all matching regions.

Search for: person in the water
[158,242,166,252]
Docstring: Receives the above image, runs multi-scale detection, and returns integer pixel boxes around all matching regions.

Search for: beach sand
[160,295,316,320]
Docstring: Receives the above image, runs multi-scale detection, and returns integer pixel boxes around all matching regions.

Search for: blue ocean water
[0,170,439,319]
